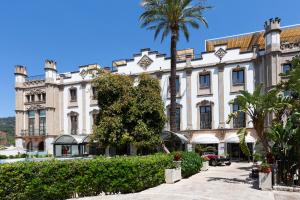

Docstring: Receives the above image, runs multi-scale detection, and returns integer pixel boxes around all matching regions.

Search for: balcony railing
[20,129,47,137]
[233,118,246,128]
[200,121,212,129]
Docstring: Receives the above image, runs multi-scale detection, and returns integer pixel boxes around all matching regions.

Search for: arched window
[167,104,182,131]
[197,100,213,129]
[232,99,246,128]
[69,111,79,135]
[69,87,77,102]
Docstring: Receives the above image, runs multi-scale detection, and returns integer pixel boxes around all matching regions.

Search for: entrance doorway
[38,141,45,152]
[227,143,253,161]
[195,144,219,156]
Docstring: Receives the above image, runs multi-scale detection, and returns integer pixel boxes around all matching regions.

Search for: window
[168,106,181,131]
[233,100,246,128]
[282,64,291,74]
[70,88,77,102]
[92,86,97,100]
[169,76,180,96]
[175,108,181,131]
[26,95,30,103]
[28,111,35,135]
[200,105,212,129]
[199,73,210,88]
[39,110,46,135]
[92,113,98,126]
[31,95,35,102]
[42,93,46,102]
[283,90,292,97]
[232,69,245,85]
[71,115,78,135]
[37,94,41,102]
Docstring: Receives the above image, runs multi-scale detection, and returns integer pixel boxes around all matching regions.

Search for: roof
[206,25,300,52]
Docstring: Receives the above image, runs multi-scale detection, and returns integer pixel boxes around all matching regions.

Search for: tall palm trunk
[170,30,178,132]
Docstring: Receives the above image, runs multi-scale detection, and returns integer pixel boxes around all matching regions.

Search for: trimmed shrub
[180,151,203,178]
[0,154,173,200]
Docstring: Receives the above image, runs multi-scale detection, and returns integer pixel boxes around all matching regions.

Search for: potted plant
[165,152,182,184]
[201,156,210,171]
[259,163,272,190]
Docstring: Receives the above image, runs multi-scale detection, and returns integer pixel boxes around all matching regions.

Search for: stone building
[15,18,300,158]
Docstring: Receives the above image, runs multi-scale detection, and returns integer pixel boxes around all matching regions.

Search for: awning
[191,134,220,144]
[53,135,90,145]
[161,131,188,144]
[225,135,256,143]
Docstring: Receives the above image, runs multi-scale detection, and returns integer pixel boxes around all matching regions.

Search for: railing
[26,75,45,82]
[21,129,47,137]
[200,121,212,129]
[233,117,246,128]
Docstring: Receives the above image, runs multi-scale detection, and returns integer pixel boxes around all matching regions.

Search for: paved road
[73,162,300,200]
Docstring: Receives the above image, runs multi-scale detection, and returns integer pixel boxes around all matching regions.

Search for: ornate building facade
[15,18,300,158]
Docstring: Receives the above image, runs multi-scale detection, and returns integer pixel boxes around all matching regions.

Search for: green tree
[140,0,210,132]
[227,84,278,156]
[92,72,166,153]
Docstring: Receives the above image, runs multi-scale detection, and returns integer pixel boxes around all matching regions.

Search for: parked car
[202,152,231,166]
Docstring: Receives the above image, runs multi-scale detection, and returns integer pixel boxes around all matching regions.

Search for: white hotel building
[15,18,300,158]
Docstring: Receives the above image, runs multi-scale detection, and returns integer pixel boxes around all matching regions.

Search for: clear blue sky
[1,0,300,117]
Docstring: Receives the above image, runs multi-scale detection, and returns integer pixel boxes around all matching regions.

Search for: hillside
[0,117,15,145]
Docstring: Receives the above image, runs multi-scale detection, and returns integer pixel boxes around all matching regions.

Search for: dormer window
[232,69,245,85]
[70,88,77,102]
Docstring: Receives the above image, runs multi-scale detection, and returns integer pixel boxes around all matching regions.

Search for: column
[81,82,87,134]
[218,65,225,128]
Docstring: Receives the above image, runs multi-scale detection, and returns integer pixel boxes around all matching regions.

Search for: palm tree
[140,0,210,132]
[227,84,278,156]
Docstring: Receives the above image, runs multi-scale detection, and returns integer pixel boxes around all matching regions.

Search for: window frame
[199,73,210,89]
[69,88,77,102]
[232,69,245,85]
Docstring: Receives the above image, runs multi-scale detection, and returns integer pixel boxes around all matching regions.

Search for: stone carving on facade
[26,104,45,111]
[25,88,46,95]
[137,55,153,69]
[215,48,227,61]
[23,80,45,87]
[280,41,300,50]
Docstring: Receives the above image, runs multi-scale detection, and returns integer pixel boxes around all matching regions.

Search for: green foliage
[177,151,202,178]
[140,0,211,42]
[92,73,166,152]
[0,154,173,200]
[0,117,15,145]
[227,84,278,155]
[237,128,250,156]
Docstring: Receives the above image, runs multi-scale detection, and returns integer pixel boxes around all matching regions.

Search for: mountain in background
[0,117,15,145]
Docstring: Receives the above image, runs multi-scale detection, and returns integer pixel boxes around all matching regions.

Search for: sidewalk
[72,162,300,200]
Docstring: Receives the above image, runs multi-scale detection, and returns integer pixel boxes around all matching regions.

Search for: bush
[0,155,7,159]
[180,152,203,178]
[0,154,173,200]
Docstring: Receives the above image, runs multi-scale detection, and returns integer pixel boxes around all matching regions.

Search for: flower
[174,152,182,161]
[260,163,272,173]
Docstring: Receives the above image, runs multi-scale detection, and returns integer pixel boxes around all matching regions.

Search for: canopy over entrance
[53,135,90,145]
[191,134,219,144]
[161,130,188,144]
[225,135,255,143]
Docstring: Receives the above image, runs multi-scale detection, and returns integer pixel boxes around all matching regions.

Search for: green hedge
[0,154,173,200]
[180,152,203,178]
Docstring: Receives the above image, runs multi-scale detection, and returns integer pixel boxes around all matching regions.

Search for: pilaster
[217,64,225,128]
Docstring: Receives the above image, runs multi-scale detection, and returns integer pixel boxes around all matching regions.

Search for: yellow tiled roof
[206,25,300,52]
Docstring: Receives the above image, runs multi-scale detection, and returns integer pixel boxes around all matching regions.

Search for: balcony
[20,129,47,137]
[200,120,212,129]
[233,118,246,129]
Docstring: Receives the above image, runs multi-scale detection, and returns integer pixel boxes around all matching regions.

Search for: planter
[201,161,209,171]
[259,172,272,190]
[165,167,181,184]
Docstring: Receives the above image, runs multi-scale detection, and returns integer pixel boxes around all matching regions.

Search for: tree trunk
[169,31,178,132]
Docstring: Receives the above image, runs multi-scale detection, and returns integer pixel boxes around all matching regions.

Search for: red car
[202,152,231,166]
